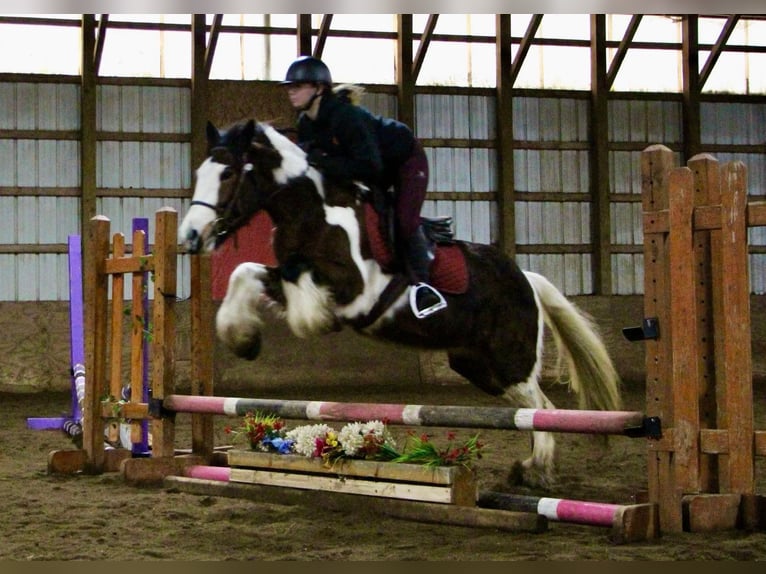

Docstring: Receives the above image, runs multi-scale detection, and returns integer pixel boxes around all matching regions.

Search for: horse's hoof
[507,460,556,490]
[507,461,526,486]
[231,334,262,361]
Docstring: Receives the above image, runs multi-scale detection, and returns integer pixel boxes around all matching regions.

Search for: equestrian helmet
[282,56,332,86]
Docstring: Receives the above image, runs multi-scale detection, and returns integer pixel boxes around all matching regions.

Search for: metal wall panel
[514,97,589,142]
[362,91,396,118]
[516,253,592,295]
[609,99,682,144]
[0,82,80,130]
[701,102,766,146]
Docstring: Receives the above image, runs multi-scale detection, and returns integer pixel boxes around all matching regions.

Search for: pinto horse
[178,119,622,487]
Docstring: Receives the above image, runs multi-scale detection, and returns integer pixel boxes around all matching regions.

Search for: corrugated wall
[96,84,193,301]
[513,96,591,294]
[415,93,497,247]
[0,81,193,302]
[1,80,765,300]
[0,82,80,301]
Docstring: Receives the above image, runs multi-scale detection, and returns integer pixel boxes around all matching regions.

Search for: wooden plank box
[227,450,477,507]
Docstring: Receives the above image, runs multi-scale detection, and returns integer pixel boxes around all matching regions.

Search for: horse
[177,118,623,487]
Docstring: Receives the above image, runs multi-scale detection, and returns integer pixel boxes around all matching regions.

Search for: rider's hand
[306,147,327,168]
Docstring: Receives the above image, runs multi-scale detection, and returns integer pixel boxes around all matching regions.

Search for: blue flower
[263,436,294,454]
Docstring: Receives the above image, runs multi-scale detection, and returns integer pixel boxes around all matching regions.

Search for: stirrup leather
[409,282,447,319]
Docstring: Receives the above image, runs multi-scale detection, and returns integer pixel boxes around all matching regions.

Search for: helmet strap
[300,86,323,117]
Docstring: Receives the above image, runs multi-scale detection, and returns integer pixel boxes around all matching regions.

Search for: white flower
[337,420,396,457]
[285,423,333,457]
[337,422,365,457]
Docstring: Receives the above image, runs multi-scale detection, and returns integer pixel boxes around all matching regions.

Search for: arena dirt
[2,375,765,561]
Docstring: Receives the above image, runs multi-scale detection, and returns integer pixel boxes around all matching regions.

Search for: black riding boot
[403,226,447,318]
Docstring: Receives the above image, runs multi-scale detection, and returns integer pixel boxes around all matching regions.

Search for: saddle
[363,203,469,295]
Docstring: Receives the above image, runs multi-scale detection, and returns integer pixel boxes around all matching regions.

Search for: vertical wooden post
[688,154,721,494]
[589,14,611,294]
[667,167,700,497]
[717,161,754,496]
[191,253,215,456]
[495,14,515,258]
[642,145,682,532]
[109,233,126,402]
[396,15,415,131]
[150,208,178,458]
[83,215,111,473]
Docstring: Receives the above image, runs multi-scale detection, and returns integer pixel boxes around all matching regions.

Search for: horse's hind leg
[447,351,556,488]
[502,380,557,488]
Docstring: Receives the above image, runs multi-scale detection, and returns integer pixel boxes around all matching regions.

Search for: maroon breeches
[393,140,429,238]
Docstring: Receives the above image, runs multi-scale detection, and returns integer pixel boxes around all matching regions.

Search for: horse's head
[178,118,314,253]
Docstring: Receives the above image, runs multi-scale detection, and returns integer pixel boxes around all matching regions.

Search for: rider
[281,55,446,318]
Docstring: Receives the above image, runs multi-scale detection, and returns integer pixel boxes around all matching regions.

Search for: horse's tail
[524,271,622,412]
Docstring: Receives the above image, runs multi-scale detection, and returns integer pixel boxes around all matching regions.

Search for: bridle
[199,149,259,245]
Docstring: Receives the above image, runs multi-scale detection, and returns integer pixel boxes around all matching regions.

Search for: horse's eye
[221,167,234,180]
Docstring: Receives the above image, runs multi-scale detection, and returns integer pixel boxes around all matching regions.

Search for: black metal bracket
[624,416,663,439]
[622,317,660,342]
[148,397,174,419]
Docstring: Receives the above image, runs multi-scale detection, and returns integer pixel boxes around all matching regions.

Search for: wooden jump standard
[638,145,766,533]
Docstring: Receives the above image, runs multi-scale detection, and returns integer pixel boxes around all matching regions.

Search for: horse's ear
[242,119,256,148]
[206,121,219,145]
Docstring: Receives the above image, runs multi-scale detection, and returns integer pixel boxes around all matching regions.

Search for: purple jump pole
[132,217,150,456]
[26,234,85,438]
[161,395,656,437]
[477,491,624,528]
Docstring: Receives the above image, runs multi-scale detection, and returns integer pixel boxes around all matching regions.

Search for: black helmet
[282,56,332,85]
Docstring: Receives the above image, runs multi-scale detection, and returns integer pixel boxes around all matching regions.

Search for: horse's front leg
[216,262,282,360]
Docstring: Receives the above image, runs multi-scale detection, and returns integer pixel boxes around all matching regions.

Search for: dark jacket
[297,92,416,191]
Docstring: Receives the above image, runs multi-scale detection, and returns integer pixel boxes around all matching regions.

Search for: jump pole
[476,491,655,543]
[158,395,660,437]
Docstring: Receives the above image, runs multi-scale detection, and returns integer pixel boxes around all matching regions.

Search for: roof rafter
[699,14,740,89]
[511,14,543,85]
[204,14,223,78]
[313,14,333,58]
[412,14,438,83]
[606,14,642,89]
[93,14,109,75]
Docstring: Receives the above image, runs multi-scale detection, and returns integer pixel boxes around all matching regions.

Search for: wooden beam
[191,15,209,175]
[606,14,642,89]
[80,15,98,229]
[93,14,109,76]
[204,14,223,78]
[396,15,415,130]
[682,15,702,161]
[495,14,515,257]
[412,14,438,83]
[590,14,611,295]
[296,14,312,56]
[699,15,740,89]
[510,14,542,85]
[313,14,332,59]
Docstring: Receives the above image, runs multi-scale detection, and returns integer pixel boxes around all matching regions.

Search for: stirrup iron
[409,282,447,319]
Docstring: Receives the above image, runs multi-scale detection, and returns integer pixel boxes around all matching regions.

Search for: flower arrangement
[391,430,484,469]
[226,411,485,469]
[225,411,294,454]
